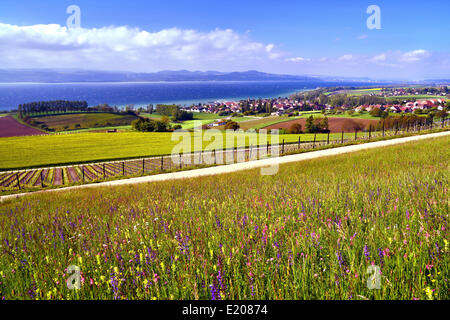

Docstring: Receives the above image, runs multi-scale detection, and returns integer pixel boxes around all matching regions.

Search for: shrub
[224,121,240,130]
[289,123,303,134]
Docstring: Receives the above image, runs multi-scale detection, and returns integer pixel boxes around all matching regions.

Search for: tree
[289,123,302,134]
[155,120,169,132]
[172,110,194,122]
[304,115,317,133]
[369,108,383,117]
[318,117,329,133]
[161,116,170,125]
[318,94,328,105]
[156,104,179,116]
[436,109,447,121]
[224,121,240,130]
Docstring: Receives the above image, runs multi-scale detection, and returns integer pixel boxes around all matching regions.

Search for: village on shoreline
[185,85,450,118]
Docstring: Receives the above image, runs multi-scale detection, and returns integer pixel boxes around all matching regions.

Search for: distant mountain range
[0,69,324,83]
[0,69,445,84]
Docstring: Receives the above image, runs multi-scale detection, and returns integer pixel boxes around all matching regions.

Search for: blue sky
[0,0,449,79]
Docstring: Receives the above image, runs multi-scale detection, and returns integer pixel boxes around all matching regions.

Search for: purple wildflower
[364,245,370,259]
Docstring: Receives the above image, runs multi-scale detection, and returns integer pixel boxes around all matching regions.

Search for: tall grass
[0,136,448,300]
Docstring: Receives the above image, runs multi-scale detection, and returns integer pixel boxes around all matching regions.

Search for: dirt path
[1,131,448,203]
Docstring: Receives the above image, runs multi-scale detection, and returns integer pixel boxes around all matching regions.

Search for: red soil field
[265,117,379,133]
[0,116,46,138]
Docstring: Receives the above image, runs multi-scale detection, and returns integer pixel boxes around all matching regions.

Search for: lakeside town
[184,86,450,118]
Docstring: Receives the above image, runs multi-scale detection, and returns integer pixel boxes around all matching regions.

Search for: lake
[0,81,370,111]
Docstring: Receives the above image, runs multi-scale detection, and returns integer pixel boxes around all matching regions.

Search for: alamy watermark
[170,122,280,175]
[66,5,81,29]
[366,265,381,289]
[66,265,81,290]
[366,5,381,30]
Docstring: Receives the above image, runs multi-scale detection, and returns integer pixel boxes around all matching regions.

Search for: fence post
[341,131,344,144]
[41,170,44,187]
[382,122,385,137]
[122,162,125,176]
[313,133,316,148]
[282,139,285,154]
[180,153,182,169]
[82,166,85,183]
[142,159,145,174]
[161,156,164,171]
[16,173,20,190]
[61,168,64,185]
[327,131,330,145]
[103,163,106,179]
[369,125,372,139]
[298,136,301,148]
[355,129,357,141]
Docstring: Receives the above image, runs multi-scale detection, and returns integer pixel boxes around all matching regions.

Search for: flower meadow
[0,136,448,300]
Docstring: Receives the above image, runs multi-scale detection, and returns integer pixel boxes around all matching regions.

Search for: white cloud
[338,54,353,61]
[285,57,311,62]
[356,34,368,40]
[400,49,430,62]
[0,23,448,79]
[372,53,386,62]
[0,23,284,71]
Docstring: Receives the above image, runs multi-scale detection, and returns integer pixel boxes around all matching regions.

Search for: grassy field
[141,112,225,129]
[33,113,138,132]
[322,113,387,120]
[230,116,294,131]
[386,95,448,101]
[1,131,367,170]
[236,112,381,131]
[141,112,223,121]
[57,125,133,134]
[0,136,448,300]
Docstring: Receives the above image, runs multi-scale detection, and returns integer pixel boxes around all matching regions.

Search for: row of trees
[323,94,388,108]
[375,114,436,131]
[18,100,89,118]
[131,117,172,132]
[383,87,449,95]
